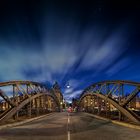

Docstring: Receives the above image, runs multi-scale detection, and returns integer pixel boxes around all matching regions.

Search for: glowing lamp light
[66,82,70,88]
[67,85,70,88]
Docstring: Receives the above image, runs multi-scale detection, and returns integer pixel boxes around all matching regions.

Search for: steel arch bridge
[79,80,140,124]
[0,80,63,123]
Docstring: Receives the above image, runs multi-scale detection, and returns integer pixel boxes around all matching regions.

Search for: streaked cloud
[0,9,133,102]
[106,58,130,76]
[64,89,83,101]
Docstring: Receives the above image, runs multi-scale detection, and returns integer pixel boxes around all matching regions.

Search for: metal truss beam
[80,92,140,123]
[121,87,140,107]
[0,80,62,123]
[0,90,16,107]
[79,80,140,124]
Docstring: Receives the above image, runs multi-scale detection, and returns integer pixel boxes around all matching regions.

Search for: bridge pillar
[87,96,90,112]
[91,96,95,113]
[92,96,96,114]
[27,96,32,118]
[35,98,39,116]
[97,97,101,115]
[84,97,88,111]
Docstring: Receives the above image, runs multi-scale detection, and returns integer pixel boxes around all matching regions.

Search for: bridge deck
[0,112,140,140]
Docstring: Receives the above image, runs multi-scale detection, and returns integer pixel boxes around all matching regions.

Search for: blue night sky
[0,0,140,102]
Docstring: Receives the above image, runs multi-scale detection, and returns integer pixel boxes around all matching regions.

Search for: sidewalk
[0,113,54,130]
[85,112,140,130]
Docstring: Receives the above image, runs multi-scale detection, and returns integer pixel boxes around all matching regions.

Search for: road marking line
[68,131,70,140]
[68,117,70,124]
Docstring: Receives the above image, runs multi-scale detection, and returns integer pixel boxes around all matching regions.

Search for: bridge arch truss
[79,80,140,124]
[0,80,62,123]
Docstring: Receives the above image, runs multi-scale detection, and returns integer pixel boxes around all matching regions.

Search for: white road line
[67,113,70,140]
[68,131,70,140]
[68,117,70,124]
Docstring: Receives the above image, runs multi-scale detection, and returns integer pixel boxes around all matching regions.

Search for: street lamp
[66,82,70,88]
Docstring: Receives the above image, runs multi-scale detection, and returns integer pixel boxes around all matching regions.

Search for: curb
[85,112,140,130]
[0,112,56,130]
